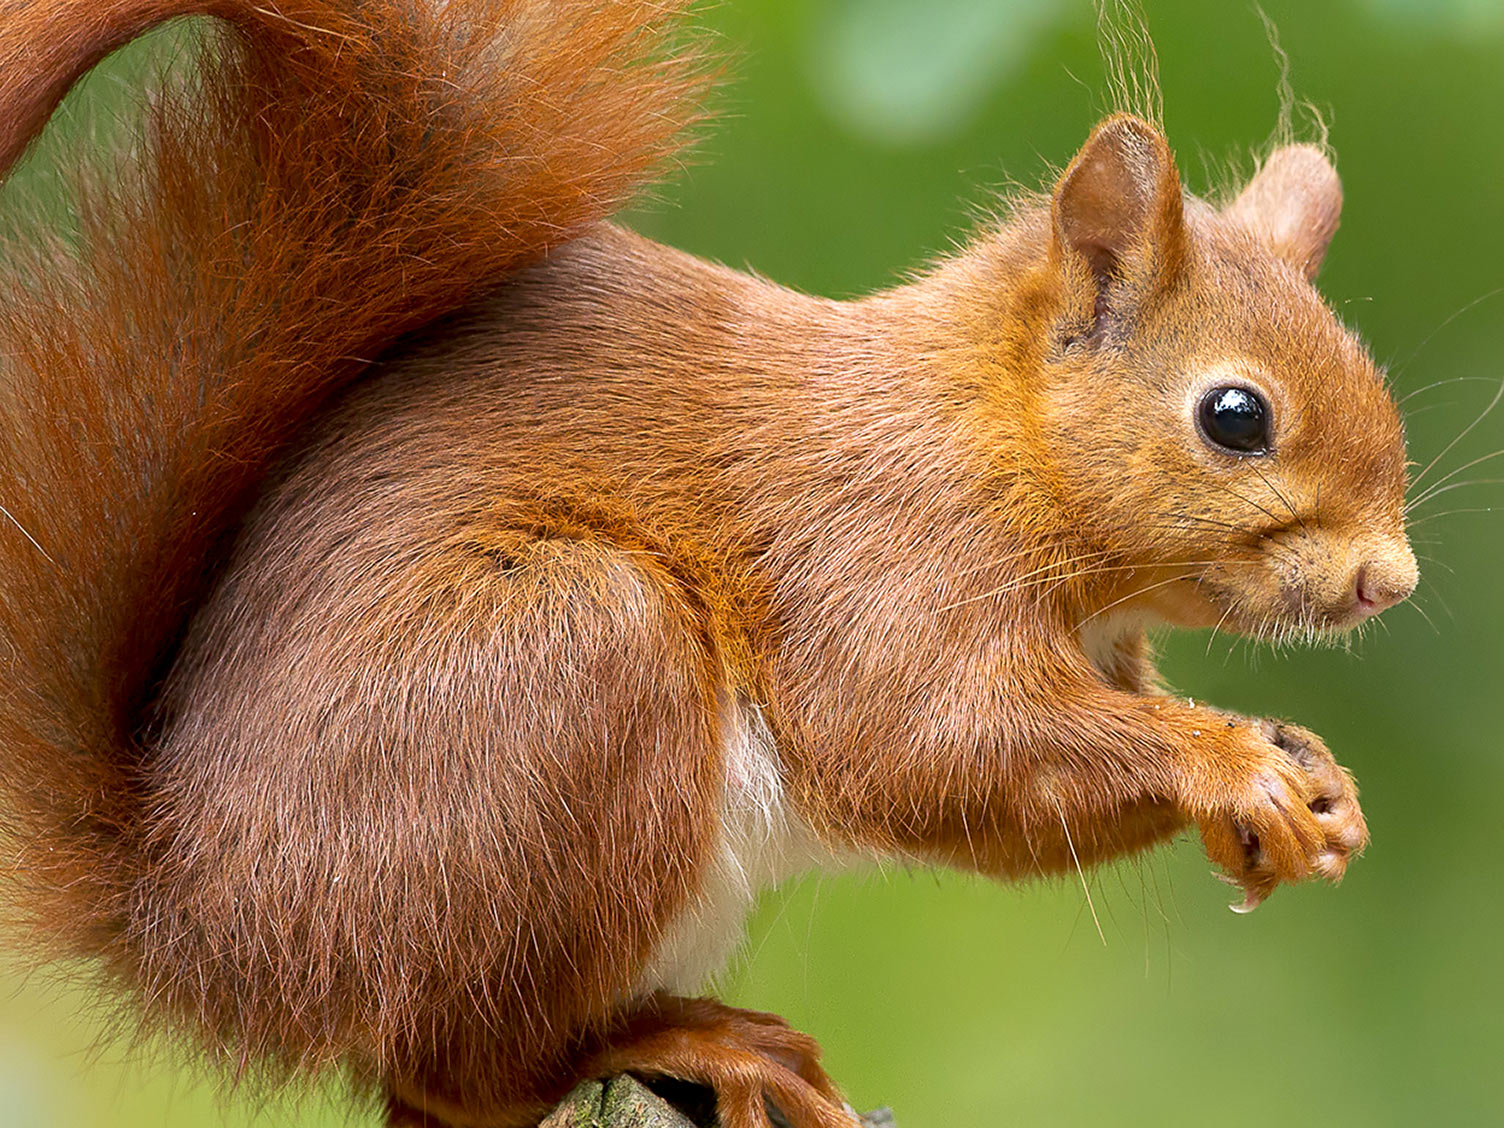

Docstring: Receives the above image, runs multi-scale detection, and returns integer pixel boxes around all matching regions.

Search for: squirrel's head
[1029,114,1415,640]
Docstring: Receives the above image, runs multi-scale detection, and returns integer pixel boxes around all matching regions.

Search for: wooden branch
[539,1075,896,1128]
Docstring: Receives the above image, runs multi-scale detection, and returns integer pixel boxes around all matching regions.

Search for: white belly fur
[634,694,841,996]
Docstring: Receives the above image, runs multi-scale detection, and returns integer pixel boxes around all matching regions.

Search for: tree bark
[539,1076,895,1128]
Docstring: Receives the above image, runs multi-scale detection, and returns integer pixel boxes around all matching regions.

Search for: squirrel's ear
[1227,144,1341,280]
[1052,115,1186,338]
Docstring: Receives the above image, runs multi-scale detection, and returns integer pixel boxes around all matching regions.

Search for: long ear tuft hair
[1096,0,1164,131]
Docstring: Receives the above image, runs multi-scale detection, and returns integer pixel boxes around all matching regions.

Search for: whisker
[1406,447,1504,511]
[1210,481,1285,527]
[1151,513,1300,561]
[1204,600,1237,658]
[1407,597,1441,636]
[1219,632,1244,667]
[1047,556,1264,591]
[936,550,1115,612]
[1402,400,1466,421]
[940,555,1262,613]
[1072,572,1207,632]
[1413,551,1456,578]
[1408,478,1504,515]
[947,541,1096,581]
[1021,558,1267,632]
[1248,462,1304,528]
[1407,506,1496,528]
[1397,374,1501,406]
[1155,512,1261,536]
[1417,583,1454,623]
[1056,807,1106,947]
[0,504,55,565]
[1027,560,1239,610]
[1408,376,1504,494]
[1392,286,1504,376]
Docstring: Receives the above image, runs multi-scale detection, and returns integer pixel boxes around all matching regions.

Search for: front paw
[1190,720,1368,912]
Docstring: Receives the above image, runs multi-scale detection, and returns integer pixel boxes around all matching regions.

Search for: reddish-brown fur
[0,3,1416,1127]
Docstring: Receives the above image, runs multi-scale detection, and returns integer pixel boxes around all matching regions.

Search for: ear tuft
[1052,115,1186,336]
[1227,143,1342,280]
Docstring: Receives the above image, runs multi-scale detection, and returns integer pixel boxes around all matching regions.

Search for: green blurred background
[4,0,1502,1124]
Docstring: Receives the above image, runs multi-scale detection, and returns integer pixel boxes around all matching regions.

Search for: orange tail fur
[0,0,703,959]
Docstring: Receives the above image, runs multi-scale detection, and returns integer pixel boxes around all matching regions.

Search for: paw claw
[1193,716,1365,908]
[1314,850,1347,881]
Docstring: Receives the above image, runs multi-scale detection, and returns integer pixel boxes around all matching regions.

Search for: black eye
[1197,385,1271,454]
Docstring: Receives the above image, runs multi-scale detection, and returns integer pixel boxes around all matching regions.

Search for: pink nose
[1354,562,1416,616]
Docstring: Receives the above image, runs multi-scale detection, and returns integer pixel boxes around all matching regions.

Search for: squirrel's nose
[1353,550,1418,617]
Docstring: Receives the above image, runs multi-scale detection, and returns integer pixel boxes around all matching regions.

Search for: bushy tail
[0,0,704,958]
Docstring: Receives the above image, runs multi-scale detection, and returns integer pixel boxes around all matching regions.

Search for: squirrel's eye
[1197,385,1271,454]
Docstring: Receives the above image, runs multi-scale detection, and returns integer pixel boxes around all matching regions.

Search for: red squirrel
[0,1,1418,1126]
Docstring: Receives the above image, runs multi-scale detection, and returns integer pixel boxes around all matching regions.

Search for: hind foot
[583,995,859,1128]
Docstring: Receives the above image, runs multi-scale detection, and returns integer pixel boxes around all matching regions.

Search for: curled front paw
[1193,720,1368,912]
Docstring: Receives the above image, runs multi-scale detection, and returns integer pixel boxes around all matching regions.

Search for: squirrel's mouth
[1185,574,1374,643]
